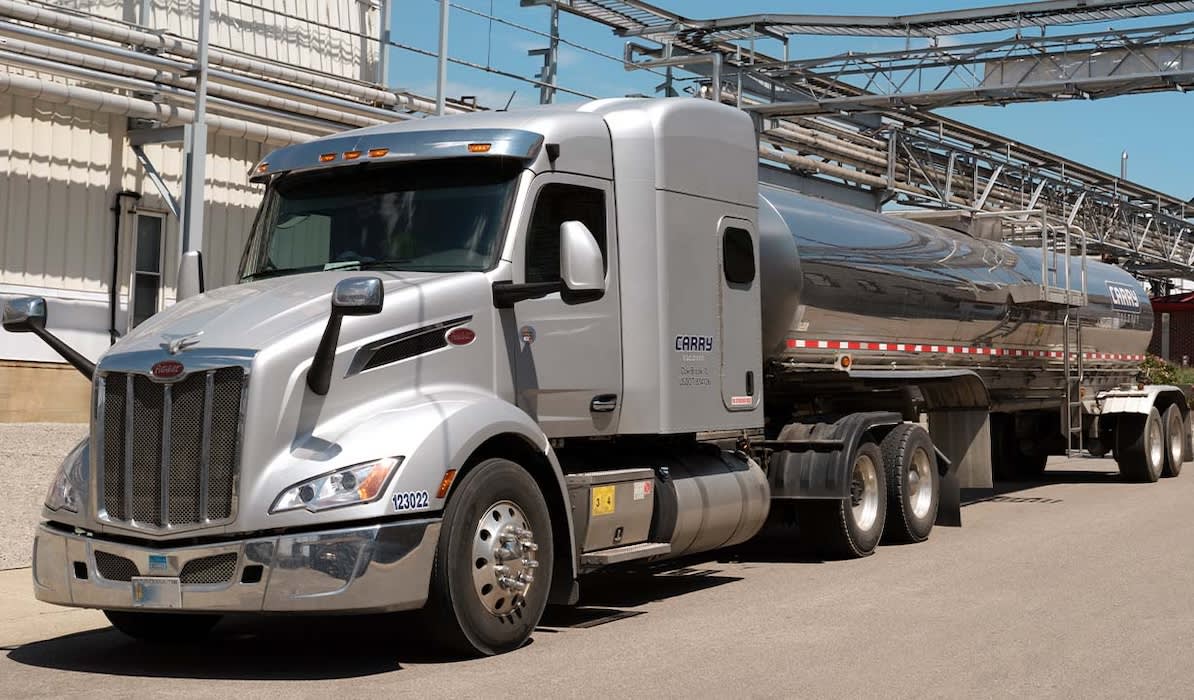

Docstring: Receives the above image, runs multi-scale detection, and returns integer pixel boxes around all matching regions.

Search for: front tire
[1116,408,1164,483]
[424,458,553,657]
[1162,404,1185,478]
[801,441,887,558]
[880,424,939,544]
[103,611,220,643]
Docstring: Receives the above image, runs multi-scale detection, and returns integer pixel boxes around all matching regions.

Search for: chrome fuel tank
[757,185,1152,398]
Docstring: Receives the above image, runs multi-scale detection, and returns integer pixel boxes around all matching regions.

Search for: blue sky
[386,1,1193,199]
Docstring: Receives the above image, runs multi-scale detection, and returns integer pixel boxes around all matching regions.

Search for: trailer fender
[1098,385,1187,417]
[768,411,904,499]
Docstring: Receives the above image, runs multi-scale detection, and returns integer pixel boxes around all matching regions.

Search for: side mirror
[2,296,46,333]
[2,296,95,380]
[308,277,384,395]
[332,276,384,315]
[559,221,605,294]
[177,251,206,301]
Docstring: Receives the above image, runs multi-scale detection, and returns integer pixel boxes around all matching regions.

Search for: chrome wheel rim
[1168,414,1183,467]
[908,447,934,520]
[471,500,539,616]
[1149,418,1164,471]
[850,453,880,532]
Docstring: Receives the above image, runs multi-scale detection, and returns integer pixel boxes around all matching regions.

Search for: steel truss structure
[546,0,1194,284]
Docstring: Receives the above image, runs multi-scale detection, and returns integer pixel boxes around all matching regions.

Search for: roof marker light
[344,150,362,160]
[368,148,389,158]
[467,143,492,153]
[319,153,336,162]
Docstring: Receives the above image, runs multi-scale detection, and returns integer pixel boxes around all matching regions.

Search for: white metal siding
[57,0,379,82]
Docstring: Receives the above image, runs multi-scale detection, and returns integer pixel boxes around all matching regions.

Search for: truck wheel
[424,458,553,657]
[880,424,938,544]
[103,611,220,643]
[801,441,887,558]
[1162,404,1185,478]
[1115,408,1164,483]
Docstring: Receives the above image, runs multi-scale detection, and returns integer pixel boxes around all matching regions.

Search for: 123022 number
[392,490,430,511]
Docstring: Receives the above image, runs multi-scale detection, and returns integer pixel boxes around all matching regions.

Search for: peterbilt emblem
[161,331,203,354]
[151,360,185,379]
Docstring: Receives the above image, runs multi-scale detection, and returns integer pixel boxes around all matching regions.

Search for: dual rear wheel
[800,424,939,558]
[1116,405,1186,482]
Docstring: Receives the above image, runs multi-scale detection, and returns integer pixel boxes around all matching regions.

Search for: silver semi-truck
[6,98,1186,656]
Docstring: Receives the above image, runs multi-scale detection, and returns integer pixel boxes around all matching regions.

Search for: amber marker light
[344,150,362,160]
[355,461,392,501]
[437,469,458,499]
[256,162,269,174]
[319,153,336,162]
[467,143,492,153]
[368,147,389,157]
[839,355,852,369]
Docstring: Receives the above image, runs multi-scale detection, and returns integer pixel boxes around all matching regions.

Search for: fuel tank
[757,185,1152,395]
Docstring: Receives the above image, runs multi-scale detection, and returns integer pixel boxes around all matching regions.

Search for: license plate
[131,577,182,608]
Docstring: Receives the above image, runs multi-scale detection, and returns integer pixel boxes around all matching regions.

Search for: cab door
[509,174,622,437]
[718,217,762,411]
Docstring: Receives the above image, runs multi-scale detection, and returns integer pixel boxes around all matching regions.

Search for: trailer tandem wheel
[1115,407,1164,483]
[1162,404,1185,478]
[423,458,553,656]
[880,424,939,544]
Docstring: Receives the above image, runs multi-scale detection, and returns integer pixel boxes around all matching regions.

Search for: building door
[718,217,762,411]
[129,211,165,329]
[510,175,622,437]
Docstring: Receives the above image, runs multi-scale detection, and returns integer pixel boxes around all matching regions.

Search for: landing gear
[424,458,553,656]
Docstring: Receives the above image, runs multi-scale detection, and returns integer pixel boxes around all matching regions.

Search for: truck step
[580,542,671,567]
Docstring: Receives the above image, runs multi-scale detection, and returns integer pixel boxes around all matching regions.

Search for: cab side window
[525,184,606,284]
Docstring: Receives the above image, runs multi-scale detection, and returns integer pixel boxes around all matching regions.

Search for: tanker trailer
[6,96,1188,655]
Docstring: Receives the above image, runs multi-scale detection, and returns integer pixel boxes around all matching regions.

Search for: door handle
[590,394,618,413]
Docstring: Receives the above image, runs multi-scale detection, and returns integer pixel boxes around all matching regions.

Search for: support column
[180,0,210,259]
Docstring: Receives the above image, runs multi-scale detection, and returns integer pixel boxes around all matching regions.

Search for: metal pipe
[109,191,140,343]
[181,0,212,256]
[0,71,311,145]
[437,0,449,115]
[0,19,409,126]
[0,0,437,113]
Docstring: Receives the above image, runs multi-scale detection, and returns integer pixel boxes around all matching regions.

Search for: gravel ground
[0,423,87,570]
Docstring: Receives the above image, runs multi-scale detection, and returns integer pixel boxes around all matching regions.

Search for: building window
[525,183,606,284]
[131,213,164,328]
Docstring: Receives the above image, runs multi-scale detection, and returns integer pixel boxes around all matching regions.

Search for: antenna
[500,90,517,112]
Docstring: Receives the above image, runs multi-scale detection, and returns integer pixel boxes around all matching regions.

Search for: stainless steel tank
[757,185,1153,402]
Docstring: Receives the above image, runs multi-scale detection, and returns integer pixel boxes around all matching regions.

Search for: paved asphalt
[3,455,1193,699]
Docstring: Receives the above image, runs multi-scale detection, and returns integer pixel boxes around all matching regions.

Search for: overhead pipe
[0,71,311,145]
[0,0,460,117]
[0,21,407,127]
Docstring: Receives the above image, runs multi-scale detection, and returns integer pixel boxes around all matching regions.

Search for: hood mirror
[2,296,95,380]
[308,276,384,396]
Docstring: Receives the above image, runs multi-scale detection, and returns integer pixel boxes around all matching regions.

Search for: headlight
[270,457,402,514]
[46,438,88,513]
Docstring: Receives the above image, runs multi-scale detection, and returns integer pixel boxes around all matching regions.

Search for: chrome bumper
[32,518,441,614]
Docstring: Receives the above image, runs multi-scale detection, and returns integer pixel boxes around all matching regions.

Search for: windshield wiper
[241,264,327,281]
[354,259,417,270]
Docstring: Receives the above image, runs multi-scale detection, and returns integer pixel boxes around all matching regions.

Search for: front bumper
[32,518,441,614]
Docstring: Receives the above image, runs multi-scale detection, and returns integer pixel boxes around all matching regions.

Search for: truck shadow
[6,566,744,678]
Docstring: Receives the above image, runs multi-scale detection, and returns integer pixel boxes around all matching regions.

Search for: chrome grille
[99,367,245,530]
[94,551,138,581]
[179,553,239,584]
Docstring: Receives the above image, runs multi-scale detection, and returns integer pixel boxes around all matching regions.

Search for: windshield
[239,158,521,280]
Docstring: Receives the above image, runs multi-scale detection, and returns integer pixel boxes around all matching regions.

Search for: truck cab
[13,98,772,655]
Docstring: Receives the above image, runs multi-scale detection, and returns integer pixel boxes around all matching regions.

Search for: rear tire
[1116,408,1164,483]
[103,611,220,643]
[800,441,887,558]
[880,424,938,544]
[423,458,553,657]
[1162,404,1185,478]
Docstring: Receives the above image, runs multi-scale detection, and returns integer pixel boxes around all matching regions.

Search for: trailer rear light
[344,150,362,160]
[319,153,336,162]
[437,469,458,499]
[467,143,492,153]
[368,148,389,158]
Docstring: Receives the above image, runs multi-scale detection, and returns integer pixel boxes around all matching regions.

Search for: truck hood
[110,271,461,355]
